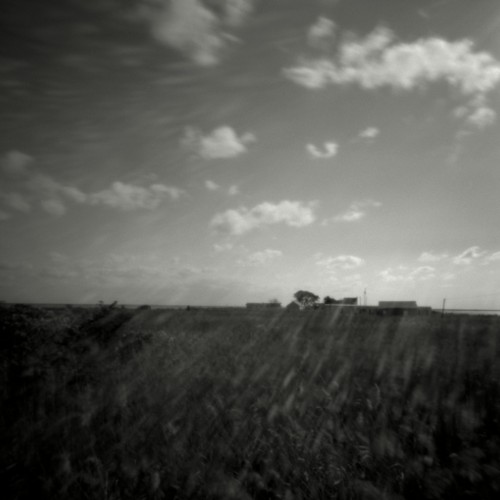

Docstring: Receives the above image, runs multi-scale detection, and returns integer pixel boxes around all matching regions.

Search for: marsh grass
[1,304,500,499]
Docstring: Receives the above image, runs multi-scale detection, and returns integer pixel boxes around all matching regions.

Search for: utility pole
[364,288,367,306]
[441,298,446,317]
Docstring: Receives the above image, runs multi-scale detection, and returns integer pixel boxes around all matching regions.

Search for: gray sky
[1,0,500,308]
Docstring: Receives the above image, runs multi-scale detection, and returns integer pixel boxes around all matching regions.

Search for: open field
[1,304,500,499]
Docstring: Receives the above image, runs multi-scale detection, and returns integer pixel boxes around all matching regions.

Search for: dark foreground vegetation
[1,304,500,500]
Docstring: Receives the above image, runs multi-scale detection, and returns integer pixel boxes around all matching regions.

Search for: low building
[377,301,431,316]
[378,301,417,308]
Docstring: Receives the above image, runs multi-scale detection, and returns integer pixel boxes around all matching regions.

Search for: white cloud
[225,0,254,27]
[205,180,220,191]
[1,150,33,175]
[245,249,283,265]
[284,60,332,89]
[89,182,184,211]
[228,184,239,196]
[41,199,66,216]
[26,174,88,204]
[317,255,365,271]
[140,0,253,66]
[213,242,234,252]
[378,268,405,283]
[0,192,31,212]
[284,26,500,127]
[466,106,496,128]
[334,199,381,222]
[286,27,500,94]
[307,141,338,159]
[308,17,336,50]
[378,265,435,282]
[359,127,380,140]
[452,246,487,265]
[409,266,435,280]
[183,126,255,159]
[417,251,449,263]
[485,251,500,263]
[211,200,317,235]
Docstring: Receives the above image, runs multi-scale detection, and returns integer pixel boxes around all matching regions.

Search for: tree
[293,290,319,309]
[324,296,339,305]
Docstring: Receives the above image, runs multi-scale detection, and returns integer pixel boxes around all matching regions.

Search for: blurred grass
[1,304,500,499]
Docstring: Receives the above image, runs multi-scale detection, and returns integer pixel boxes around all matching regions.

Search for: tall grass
[1,305,500,499]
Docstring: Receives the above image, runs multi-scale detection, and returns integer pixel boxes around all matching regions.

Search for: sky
[1,0,500,309]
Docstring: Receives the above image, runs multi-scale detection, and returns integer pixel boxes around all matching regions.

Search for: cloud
[317,255,365,271]
[205,180,220,191]
[485,251,500,263]
[378,265,435,282]
[452,246,487,265]
[359,127,380,140]
[244,249,283,265]
[225,0,254,27]
[211,200,317,235]
[466,106,496,129]
[284,26,500,127]
[213,242,234,252]
[308,17,336,50]
[140,0,254,66]
[26,174,88,204]
[334,199,381,222]
[41,199,67,216]
[89,182,184,211]
[228,184,239,196]
[409,266,436,280]
[0,192,31,212]
[183,126,255,159]
[307,141,338,159]
[1,150,33,175]
[417,251,449,263]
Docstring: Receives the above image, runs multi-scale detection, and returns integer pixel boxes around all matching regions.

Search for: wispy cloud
[307,17,336,50]
[418,251,449,263]
[41,198,67,216]
[358,127,380,140]
[334,200,381,222]
[1,150,33,175]
[378,265,435,282]
[0,192,31,213]
[213,242,234,252]
[205,180,220,191]
[284,26,500,128]
[241,249,283,266]
[211,200,317,235]
[139,0,254,66]
[0,210,11,221]
[306,141,338,159]
[317,255,365,271]
[228,185,239,196]
[452,246,487,265]
[466,106,496,129]
[183,126,255,159]
[89,182,184,211]
[485,251,500,264]
[1,152,185,217]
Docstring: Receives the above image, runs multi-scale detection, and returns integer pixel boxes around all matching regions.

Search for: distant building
[378,301,431,316]
[246,302,282,309]
[341,297,358,305]
[285,301,300,311]
[378,301,417,308]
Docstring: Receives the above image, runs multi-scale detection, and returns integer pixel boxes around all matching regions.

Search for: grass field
[1,303,500,499]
